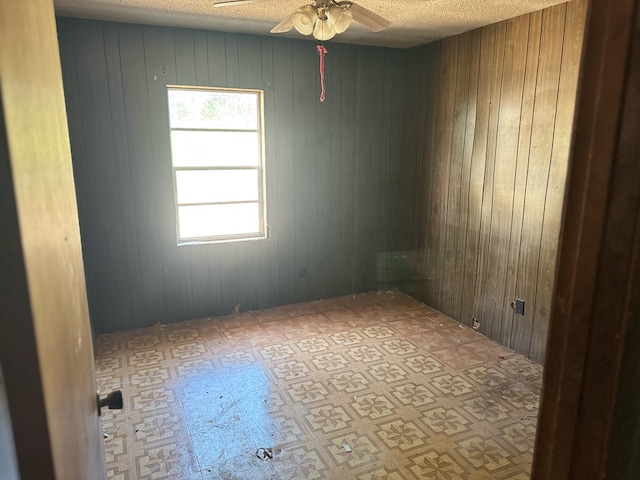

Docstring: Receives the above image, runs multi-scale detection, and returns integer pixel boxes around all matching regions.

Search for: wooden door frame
[532,0,640,478]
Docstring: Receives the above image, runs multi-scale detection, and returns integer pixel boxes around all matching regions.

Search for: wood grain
[512,4,566,361]
[501,10,542,348]
[461,26,492,330]
[472,21,504,338]
[457,29,482,325]
[532,0,640,477]
[403,1,587,361]
[581,6,640,473]
[442,32,471,320]
[433,36,458,313]
[482,16,528,342]
[416,45,440,306]
[530,0,588,362]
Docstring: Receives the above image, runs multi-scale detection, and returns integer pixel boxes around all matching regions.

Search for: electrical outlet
[514,298,525,316]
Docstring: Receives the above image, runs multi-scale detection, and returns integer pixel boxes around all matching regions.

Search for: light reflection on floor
[180,364,277,477]
[96,291,542,479]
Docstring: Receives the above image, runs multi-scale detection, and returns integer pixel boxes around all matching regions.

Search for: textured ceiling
[54,0,569,48]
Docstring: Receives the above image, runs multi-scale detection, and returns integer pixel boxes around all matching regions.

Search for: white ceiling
[54,0,569,48]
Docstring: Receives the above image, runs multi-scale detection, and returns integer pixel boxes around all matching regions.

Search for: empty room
[2,0,639,479]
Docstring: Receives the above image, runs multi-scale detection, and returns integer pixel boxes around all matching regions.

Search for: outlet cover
[515,298,525,316]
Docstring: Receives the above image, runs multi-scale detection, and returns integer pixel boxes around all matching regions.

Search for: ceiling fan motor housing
[250,0,392,39]
[291,1,354,40]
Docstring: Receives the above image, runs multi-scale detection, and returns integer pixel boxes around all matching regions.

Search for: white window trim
[167,86,267,246]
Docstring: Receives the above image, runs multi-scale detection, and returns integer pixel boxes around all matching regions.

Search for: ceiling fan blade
[270,12,295,34]
[348,3,392,32]
[271,6,309,34]
[212,0,262,7]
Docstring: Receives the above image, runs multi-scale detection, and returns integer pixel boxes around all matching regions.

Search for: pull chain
[317,43,328,102]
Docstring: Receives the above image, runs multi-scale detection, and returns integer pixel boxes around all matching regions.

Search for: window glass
[175,170,259,204]
[167,87,265,244]
[178,204,261,239]
[168,90,258,130]
[170,131,260,167]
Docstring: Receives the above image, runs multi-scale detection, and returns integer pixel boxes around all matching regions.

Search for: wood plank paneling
[530,0,588,361]
[338,46,357,296]
[397,47,425,262]
[441,33,471,319]
[381,50,406,290]
[271,38,296,306]
[402,1,587,362]
[484,16,528,342]
[500,10,543,348]
[355,46,385,294]
[260,38,280,307]
[315,45,333,299]
[460,26,491,328]
[117,24,167,328]
[75,21,135,331]
[102,22,145,325]
[292,41,317,303]
[57,18,406,333]
[473,21,506,339]
[511,4,566,360]
[237,34,267,312]
[0,366,19,480]
[432,36,458,313]
[144,26,195,325]
[326,45,343,299]
[456,29,482,325]
[412,45,440,305]
[58,18,105,324]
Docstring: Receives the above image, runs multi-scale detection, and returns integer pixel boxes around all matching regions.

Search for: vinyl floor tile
[96,291,542,479]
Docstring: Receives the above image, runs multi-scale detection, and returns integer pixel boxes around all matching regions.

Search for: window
[167,86,266,244]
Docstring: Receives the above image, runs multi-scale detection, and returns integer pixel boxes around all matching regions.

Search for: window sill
[177,234,268,247]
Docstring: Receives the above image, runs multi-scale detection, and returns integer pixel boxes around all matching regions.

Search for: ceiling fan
[212,0,392,41]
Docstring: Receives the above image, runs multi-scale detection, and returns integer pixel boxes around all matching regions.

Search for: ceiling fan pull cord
[317,44,328,102]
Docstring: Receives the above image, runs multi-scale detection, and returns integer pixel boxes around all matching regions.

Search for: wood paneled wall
[400,0,587,363]
[0,366,18,479]
[57,18,405,333]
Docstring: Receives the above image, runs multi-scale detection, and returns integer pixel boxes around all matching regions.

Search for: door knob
[97,390,123,416]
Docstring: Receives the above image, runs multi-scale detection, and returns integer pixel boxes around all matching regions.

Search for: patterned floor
[95,291,542,480]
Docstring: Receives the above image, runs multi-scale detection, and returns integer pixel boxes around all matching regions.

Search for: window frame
[167,85,267,245]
